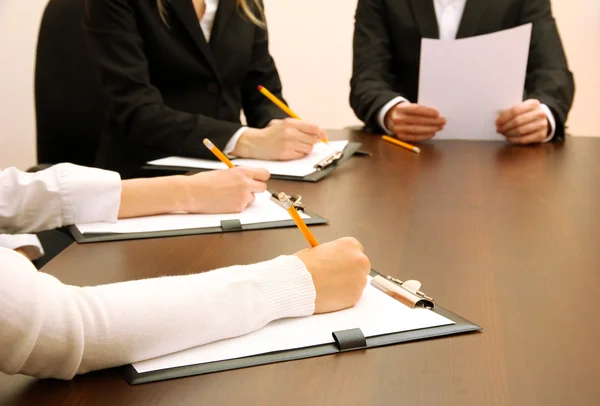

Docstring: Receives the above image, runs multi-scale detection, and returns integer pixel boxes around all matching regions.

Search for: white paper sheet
[133,277,454,373]
[75,191,309,234]
[147,140,349,177]
[418,24,532,140]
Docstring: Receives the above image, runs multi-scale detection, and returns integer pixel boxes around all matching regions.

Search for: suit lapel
[409,0,439,39]
[209,0,236,50]
[168,0,222,83]
[456,0,488,39]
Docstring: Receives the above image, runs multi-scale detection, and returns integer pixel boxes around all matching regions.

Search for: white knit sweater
[0,164,316,379]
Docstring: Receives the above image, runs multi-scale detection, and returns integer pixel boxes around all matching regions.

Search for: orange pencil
[203,138,235,168]
[382,135,421,154]
[257,85,328,144]
[258,85,300,119]
[277,192,319,247]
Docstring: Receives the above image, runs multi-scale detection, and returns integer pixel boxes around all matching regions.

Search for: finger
[284,150,308,160]
[393,114,446,127]
[284,127,320,146]
[505,130,547,145]
[317,128,328,142]
[245,192,256,208]
[293,142,314,155]
[399,104,441,118]
[237,166,270,182]
[283,118,322,136]
[336,236,364,252]
[245,179,268,194]
[498,108,546,134]
[496,99,541,127]
[395,124,444,135]
[504,119,547,138]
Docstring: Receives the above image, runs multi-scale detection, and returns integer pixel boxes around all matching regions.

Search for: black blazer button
[207,82,219,94]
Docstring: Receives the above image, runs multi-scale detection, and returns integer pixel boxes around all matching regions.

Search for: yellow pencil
[258,85,301,119]
[277,192,319,247]
[203,138,235,168]
[382,135,421,154]
[258,85,328,144]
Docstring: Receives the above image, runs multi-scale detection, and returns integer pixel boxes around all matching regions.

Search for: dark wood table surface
[2,130,599,406]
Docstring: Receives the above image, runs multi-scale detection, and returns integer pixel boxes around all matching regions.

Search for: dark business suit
[350,0,575,139]
[84,0,288,178]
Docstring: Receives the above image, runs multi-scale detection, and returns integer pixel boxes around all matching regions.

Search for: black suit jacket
[84,0,288,177]
[350,0,575,139]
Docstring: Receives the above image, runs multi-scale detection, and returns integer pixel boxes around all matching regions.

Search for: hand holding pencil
[231,118,327,161]
[295,237,371,314]
[278,192,371,313]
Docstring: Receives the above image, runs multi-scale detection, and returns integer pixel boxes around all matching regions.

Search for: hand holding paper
[384,103,447,142]
[496,99,550,144]
[418,24,533,141]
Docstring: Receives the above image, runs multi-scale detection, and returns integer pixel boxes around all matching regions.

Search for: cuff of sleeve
[540,104,556,143]
[223,127,248,157]
[0,234,45,260]
[253,255,316,321]
[377,96,410,135]
[55,163,122,225]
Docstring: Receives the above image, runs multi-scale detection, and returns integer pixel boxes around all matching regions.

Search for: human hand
[232,118,327,160]
[496,99,549,144]
[385,103,446,142]
[295,237,371,314]
[14,247,32,261]
[181,166,270,213]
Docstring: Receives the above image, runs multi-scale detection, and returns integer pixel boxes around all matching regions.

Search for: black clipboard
[122,269,481,385]
[142,142,363,182]
[68,191,328,243]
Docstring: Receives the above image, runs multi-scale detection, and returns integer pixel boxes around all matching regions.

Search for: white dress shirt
[378,0,556,141]
[197,0,247,155]
[0,163,315,379]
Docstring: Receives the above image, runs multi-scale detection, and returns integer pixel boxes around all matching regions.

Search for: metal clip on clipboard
[314,150,344,171]
[271,193,305,212]
[371,275,435,309]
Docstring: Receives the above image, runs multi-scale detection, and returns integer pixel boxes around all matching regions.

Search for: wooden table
[2,130,600,406]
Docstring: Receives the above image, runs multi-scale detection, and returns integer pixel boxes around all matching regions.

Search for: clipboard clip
[314,150,344,171]
[271,192,305,211]
[371,275,435,309]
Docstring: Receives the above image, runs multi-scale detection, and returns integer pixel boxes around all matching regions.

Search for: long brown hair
[158,0,265,27]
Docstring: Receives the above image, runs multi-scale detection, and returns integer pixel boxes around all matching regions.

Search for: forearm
[118,175,188,219]
[0,251,314,379]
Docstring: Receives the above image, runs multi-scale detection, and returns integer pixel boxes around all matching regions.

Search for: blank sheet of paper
[132,277,454,373]
[75,191,309,234]
[147,141,349,177]
[418,24,532,140]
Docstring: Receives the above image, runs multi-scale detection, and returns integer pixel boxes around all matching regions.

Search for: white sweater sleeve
[0,164,121,234]
[0,247,315,379]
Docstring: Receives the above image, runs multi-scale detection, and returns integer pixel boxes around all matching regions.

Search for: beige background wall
[1,0,599,170]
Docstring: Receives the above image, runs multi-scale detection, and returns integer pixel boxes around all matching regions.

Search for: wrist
[14,247,32,261]
[172,175,194,213]
[232,128,262,158]
[384,110,395,133]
